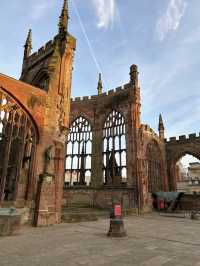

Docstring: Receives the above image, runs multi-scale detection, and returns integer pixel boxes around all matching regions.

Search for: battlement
[71,83,131,103]
[27,38,56,66]
[25,33,76,68]
[165,133,200,143]
[140,124,159,139]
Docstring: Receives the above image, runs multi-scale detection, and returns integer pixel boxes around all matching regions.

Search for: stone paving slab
[0,214,200,265]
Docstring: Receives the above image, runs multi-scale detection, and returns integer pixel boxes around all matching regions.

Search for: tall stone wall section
[64,68,168,211]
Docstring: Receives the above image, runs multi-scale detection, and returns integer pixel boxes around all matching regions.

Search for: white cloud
[92,0,117,29]
[156,0,187,41]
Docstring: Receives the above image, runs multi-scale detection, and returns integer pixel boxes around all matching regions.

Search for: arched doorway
[0,88,37,202]
[175,154,200,192]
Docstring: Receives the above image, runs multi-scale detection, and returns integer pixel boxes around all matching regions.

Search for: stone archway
[0,88,38,202]
[166,135,200,190]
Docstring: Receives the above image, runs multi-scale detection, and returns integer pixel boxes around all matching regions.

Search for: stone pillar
[169,162,177,191]
[91,125,103,188]
[137,159,152,212]
[34,174,56,226]
[33,140,65,226]
[126,112,136,188]
[54,142,65,223]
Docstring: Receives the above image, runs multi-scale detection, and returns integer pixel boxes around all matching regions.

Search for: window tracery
[65,117,92,186]
[103,110,127,185]
[0,88,37,201]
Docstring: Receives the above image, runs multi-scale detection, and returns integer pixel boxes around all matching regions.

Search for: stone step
[61,206,137,223]
[61,212,99,223]
[61,204,111,223]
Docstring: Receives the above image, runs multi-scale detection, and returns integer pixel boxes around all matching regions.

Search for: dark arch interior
[0,88,37,201]
[32,72,49,92]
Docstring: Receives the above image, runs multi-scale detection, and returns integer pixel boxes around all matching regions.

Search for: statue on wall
[108,149,122,185]
[44,145,54,174]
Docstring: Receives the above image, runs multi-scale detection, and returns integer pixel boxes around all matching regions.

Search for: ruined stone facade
[0,1,198,226]
[63,65,168,212]
[0,1,76,226]
[166,134,200,190]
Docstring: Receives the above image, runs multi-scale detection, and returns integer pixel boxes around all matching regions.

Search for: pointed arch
[32,69,50,92]
[65,116,92,186]
[103,110,127,185]
[0,88,37,201]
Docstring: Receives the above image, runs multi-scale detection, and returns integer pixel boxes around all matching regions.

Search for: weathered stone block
[0,208,21,236]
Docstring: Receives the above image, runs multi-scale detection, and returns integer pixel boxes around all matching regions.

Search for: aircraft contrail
[72,0,108,88]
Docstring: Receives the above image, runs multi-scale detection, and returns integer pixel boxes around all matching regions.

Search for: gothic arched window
[146,141,163,192]
[0,88,37,201]
[65,117,92,186]
[103,110,127,185]
[32,72,49,91]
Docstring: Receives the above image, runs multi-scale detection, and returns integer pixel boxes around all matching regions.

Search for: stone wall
[66,65,168,210]
[63,187,137,210]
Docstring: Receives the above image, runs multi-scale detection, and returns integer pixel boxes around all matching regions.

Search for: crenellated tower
[20,0,76,226]
[20,0,76,134]
[20,0,75,94]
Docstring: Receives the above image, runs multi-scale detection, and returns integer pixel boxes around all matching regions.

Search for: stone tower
[20,0,76,226]
[20,0,76,133]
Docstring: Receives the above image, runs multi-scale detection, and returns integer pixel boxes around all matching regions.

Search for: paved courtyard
[0,214,200,266]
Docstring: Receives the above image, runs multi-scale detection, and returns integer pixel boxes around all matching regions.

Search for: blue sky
[1,0,200,141]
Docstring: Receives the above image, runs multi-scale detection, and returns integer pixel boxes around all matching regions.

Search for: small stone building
[1,0,198,226]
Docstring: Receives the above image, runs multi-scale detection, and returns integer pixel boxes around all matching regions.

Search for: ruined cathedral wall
[0,75,48,223]
[132,124,168,211]
[139,124,163,155]
[139,124,168,192]
[69,82,137,188]
[70,84,132,130]
[63,187,136,210]
[6,30,76,225]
